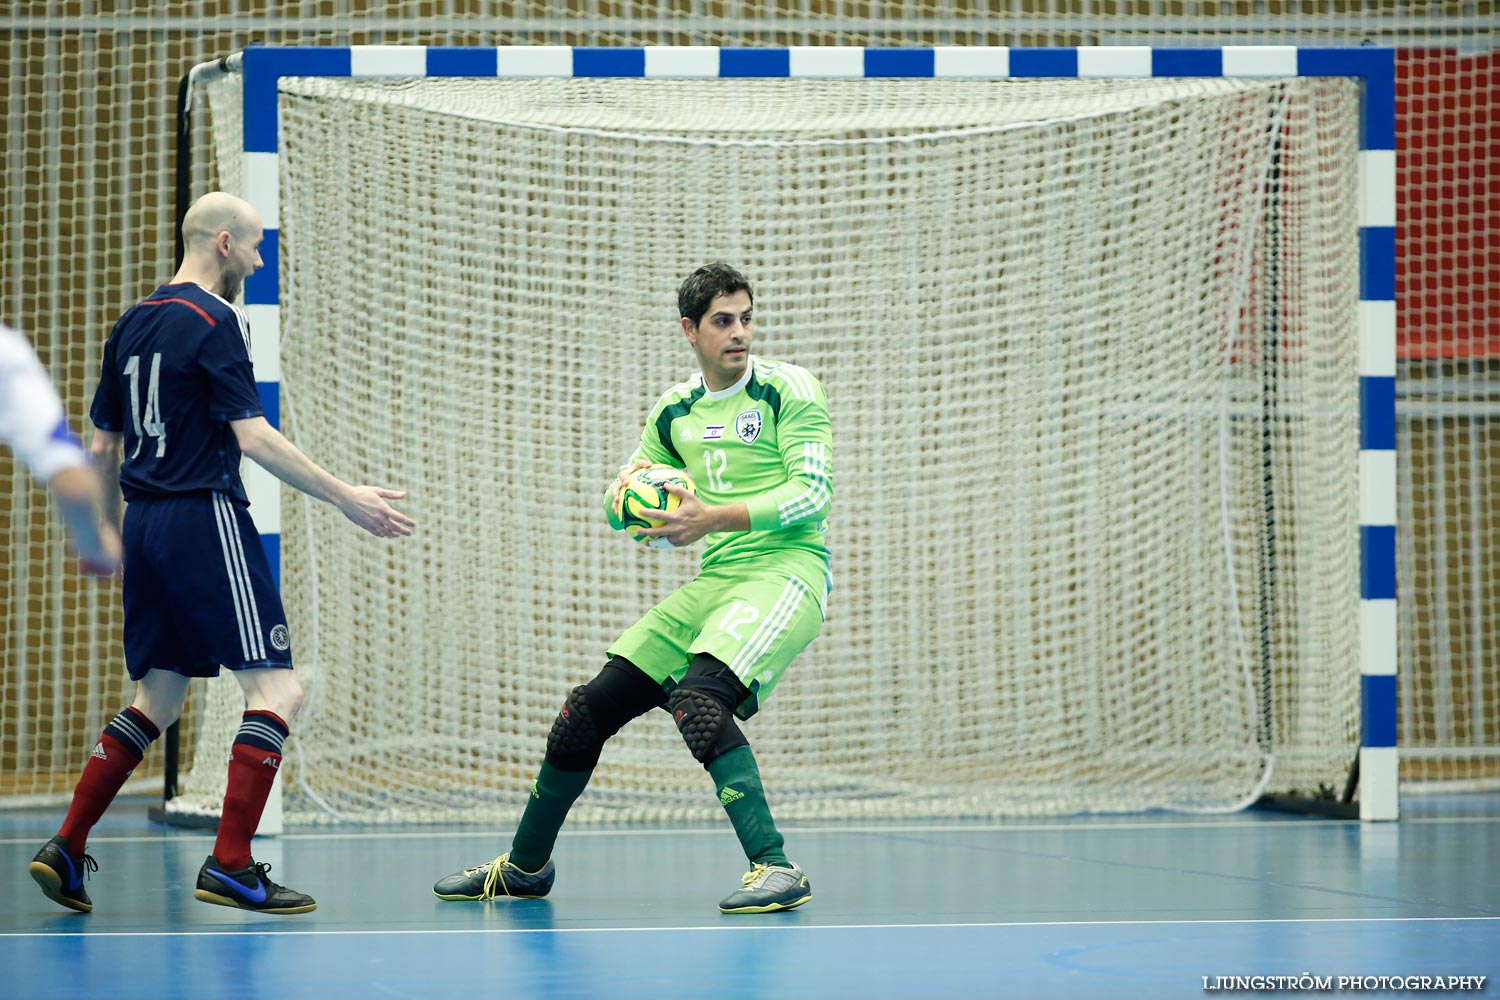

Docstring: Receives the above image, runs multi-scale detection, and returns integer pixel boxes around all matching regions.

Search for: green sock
[509,761,591,871]
[708,745,790,867]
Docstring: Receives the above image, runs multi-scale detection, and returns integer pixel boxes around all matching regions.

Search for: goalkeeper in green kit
[433,262,831,913]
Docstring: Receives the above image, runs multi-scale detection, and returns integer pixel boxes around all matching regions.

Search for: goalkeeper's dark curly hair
[677,262,753,327]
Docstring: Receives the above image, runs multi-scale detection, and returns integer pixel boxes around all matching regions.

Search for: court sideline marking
[4,915,1498,939]
[3,813,1496,848]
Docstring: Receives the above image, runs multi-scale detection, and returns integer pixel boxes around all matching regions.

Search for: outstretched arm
[231,416,414,538]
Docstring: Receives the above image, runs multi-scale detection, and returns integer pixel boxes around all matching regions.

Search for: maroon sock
[212,711,288,870]
[58,707,160,854]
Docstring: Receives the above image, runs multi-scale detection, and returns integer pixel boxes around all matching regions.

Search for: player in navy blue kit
[28,192,415,916]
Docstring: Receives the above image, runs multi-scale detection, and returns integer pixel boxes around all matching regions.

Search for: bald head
[177,192,265,301]
[181,192,261,253]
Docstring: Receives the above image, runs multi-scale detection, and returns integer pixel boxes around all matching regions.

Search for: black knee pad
[545,685,602,771]
[544,659,667,772]
[667,685,748,766]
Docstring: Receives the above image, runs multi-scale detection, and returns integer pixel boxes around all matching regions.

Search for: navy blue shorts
[121,491,293,681]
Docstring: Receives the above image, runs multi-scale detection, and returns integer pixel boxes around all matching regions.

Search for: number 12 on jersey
[703,448,732,492]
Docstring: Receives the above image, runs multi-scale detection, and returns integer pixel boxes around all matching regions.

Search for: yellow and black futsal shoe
[718,862,812,913]
[432,853,555,900]
[29,836,98,913]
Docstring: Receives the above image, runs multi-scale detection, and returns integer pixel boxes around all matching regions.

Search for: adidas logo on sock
[90,742,107,761]
[719,786,744,806]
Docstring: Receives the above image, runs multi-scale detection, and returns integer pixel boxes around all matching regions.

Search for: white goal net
[173,71,1362,823]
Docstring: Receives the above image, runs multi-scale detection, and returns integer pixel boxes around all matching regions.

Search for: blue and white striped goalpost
[209,44,1396,821]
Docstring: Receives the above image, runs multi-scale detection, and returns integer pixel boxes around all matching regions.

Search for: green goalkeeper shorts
[607,564,825,720]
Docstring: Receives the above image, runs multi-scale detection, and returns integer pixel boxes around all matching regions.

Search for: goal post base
[1254,793,1360,820]
[1254,753,1362,819]
[147,803,221,830]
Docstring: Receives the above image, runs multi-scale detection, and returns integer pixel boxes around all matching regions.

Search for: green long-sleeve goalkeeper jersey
[605,356,832,603]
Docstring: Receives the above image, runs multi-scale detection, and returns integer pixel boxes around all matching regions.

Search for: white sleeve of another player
[0,324,88,482]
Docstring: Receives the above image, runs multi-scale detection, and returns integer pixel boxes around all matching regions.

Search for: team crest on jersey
[735,410,762,445]
[270,624,290,651]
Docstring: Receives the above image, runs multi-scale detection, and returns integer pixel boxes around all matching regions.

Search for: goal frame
[209,43,1398,821]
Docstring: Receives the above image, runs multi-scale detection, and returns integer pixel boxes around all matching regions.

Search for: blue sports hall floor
[2,793,1497,999]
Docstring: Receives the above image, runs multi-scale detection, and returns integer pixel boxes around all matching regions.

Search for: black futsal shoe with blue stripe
[194,855,317,914]
[29,835,98,913]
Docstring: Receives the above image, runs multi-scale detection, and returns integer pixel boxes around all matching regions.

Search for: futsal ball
[619,465,696,549]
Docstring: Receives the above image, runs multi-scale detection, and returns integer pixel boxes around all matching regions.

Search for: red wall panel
[1397,50,1500,361]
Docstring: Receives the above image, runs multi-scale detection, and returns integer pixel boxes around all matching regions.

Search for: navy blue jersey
[90,283,263,503]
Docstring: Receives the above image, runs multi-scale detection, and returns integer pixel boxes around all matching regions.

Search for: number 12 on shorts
[717,600,760,640]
